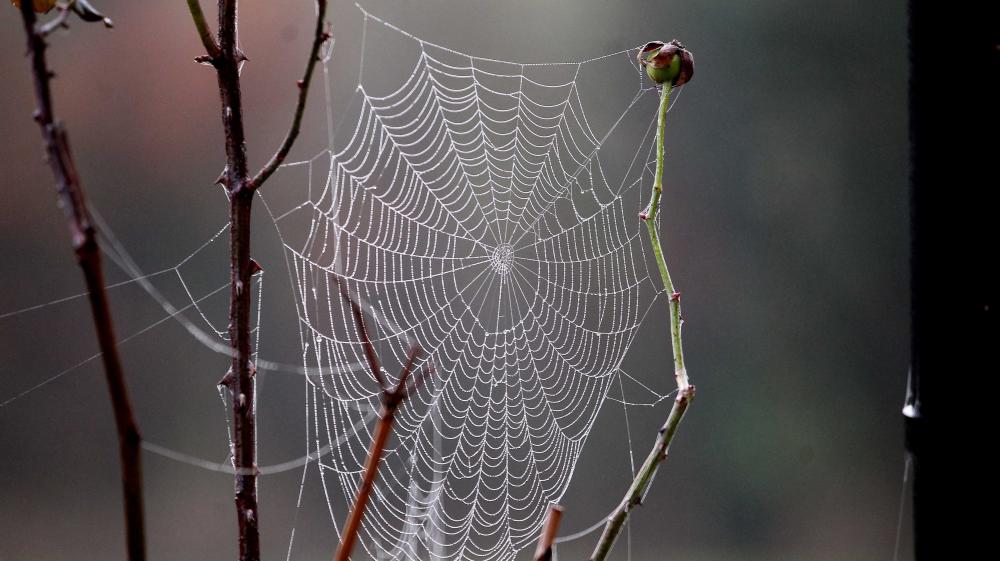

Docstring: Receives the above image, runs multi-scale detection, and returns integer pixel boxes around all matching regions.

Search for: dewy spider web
[0,4,681,560]
[266,7,679,561]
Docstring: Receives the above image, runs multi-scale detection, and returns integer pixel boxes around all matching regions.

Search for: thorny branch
[332,280,432,561]
[587,386,694,561]
[183,2,330,560]
[589,46,697,561]
[16,3,145,561]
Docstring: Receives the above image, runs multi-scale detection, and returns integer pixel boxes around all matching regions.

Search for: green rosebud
[638,40,694,86]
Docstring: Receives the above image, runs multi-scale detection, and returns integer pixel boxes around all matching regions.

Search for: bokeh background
[0,1,909,560]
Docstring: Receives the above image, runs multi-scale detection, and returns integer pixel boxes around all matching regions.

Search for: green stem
[185,0,220,59]
[587,83,694,561]
[643,83,688,389]
[587,387,694,561]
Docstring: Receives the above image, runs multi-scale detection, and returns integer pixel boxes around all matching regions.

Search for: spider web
[266,8,675,561]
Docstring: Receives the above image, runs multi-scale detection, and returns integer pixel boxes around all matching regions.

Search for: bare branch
[331,352,422,561]
[533,504,564,561]
[390,344,420,398]
[185,0,220,60]
[187,1,335,557]
[16,3,144,561]
[250,0,330,189]
[335,277,386,389]
[331,294,430,561]
[588,386,694,561]
[186,0,261,558]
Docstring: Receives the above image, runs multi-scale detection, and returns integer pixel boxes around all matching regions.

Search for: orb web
[272,8,669,561]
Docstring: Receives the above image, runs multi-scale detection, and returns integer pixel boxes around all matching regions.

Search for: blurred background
[0,1,909,560]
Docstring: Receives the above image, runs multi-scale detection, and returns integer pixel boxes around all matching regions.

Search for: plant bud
[11,0,57,13]
[637,40,694,87]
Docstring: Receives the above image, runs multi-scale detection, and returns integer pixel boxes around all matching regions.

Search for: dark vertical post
[908,2,998,558]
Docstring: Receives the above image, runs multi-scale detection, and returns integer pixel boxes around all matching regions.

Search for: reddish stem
[17,3,146,561]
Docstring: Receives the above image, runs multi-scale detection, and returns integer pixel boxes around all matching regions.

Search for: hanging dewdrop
[638,39,694,86]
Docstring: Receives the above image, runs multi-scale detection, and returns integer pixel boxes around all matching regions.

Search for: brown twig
[337,280,385,389]
[16,3,145,561]
[251,0,330,189]
[533,504,564,561]
[331,283,429,561]
[183,2,330,560]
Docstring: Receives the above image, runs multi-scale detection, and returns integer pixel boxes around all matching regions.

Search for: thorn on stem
[670,291,681,302]
[638,211,649,221]
[248,258,263,276]
[296,79,305,89]
[218,368,236,388]
[194,54,215,65]
[215,165,229,187]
